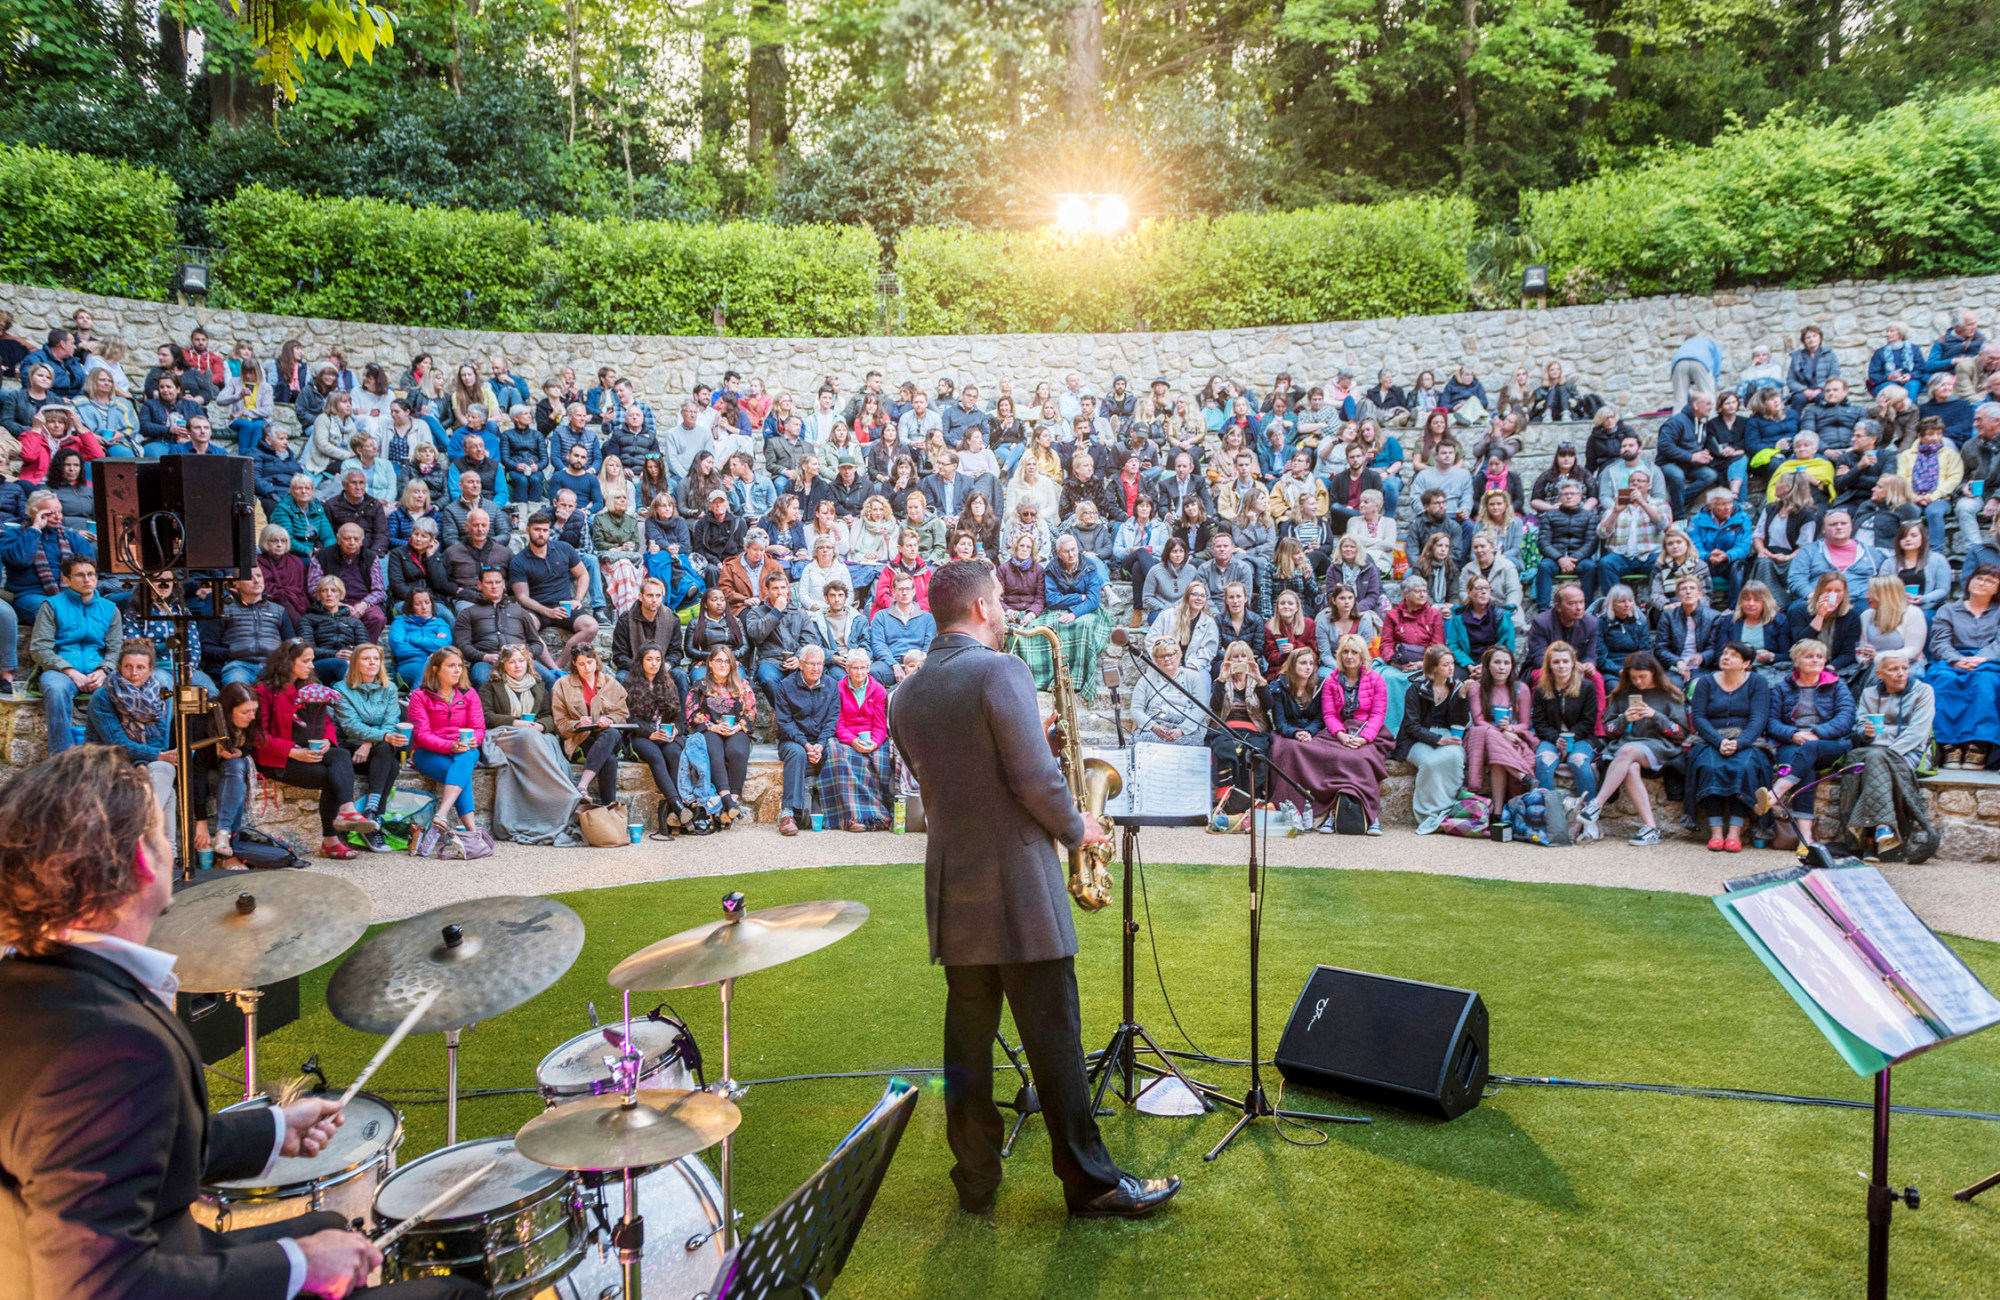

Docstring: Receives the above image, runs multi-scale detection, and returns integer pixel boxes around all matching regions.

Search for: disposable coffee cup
[1868,713,1886,730]
[459,727,476,746]
[309,739,329,754]
[1492,707,1512,724]
[1972,480,1986,497]
[197,848,214,870]
[395,722,413,744]
[628,822,643,844]
[810,812,824,831]
[1449,725,1466,739]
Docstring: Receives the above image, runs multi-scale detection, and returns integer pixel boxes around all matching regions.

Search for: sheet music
[1086,743,1212,819]
[1727,883,1936,1059]
[1813,868,2000,1038]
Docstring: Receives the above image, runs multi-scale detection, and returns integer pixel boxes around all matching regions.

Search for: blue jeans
[143,440,174,457]
[394,657,429,689]
[103,445,140,458]
[314,657,348,684]
[231,418,267,455]
[754,658,787,700]
[578,554,606,610]
[995,443,1026,474]
[1922,498,1951,547]
[1775,738,1850,814]
[1660,462,1719,519]
[508,470,545,504]
[221,660,262,686]
[1534,738,1598,801]
[411,746,479,814]
[469,659,561,687]
[1595,552,1657,598]
[1377,475,1401,518]
[0,597,16,672]
[216,755,252,833]
[1534,557,1594,607]
[151,666,218,695]
[38,670,83,753]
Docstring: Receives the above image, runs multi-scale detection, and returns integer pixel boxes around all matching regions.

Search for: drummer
[0,746,477,1300]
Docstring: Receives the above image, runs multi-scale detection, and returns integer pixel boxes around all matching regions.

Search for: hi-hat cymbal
[153,873,372,993]
[515,1089,741,1171]
[607,900,869,991]
[327,895,584,1034]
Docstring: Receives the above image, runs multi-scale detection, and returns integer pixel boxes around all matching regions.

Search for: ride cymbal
[328,895,584,1033]
[153,873,372,993]
[607,899,869,991]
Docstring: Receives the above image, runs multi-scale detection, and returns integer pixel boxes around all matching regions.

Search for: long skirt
[1407,741,1467,834]
[1270,732,1390,823]
[1009,610,1112,703]
[820,741,894,828]
[1924,661,2000,745]
[1683,741,1772,818]
[1464,722,1537,789]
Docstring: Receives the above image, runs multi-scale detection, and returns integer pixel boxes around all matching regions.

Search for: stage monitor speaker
[176,978,302,1067]
[93,455,255,576]
[1273,965,1488,1120]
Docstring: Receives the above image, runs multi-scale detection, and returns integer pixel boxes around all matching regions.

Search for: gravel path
[313,825,2000,943]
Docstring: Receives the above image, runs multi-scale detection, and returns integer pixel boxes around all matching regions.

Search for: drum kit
[157,880,868,1300]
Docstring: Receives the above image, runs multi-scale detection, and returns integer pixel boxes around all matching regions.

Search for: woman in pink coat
[1272,633,1391,833]
[407,645,487,845]
[1463,643,1538,806]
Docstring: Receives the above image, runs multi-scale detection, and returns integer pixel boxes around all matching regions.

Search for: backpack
[1503,789,1574,847]
[1435,790,1492,838]
[231,828,310,870]
[1331,792,1369,835]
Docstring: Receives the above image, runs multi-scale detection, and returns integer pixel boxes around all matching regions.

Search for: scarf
[109,675,165,743]
[32,527,72,595]
[501,668,538,721]
[1912,443,1942,495]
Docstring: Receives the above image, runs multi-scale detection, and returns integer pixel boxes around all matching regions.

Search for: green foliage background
[0,145,180,299]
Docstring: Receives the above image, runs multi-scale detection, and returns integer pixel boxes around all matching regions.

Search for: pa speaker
[92,455,255,576]
[176,979,301,1066]
[1274,965,1488,1120]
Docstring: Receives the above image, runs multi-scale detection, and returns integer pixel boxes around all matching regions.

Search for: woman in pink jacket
[1279,633,1391,833]
[407,645,487,847]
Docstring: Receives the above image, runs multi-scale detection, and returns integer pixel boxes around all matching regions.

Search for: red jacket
[17,429,106,485]
[1262,616,1317,677]
[253,681,336,768]
[1380,603,1446,661]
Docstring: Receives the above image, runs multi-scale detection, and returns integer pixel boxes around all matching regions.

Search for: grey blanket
[485,725,587,847]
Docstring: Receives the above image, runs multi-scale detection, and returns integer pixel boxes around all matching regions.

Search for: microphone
[1109,624,1132,649]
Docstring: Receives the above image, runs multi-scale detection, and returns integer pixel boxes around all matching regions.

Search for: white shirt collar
[61,929,180,1006]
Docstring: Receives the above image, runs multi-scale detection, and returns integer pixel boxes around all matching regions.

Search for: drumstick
[338,989,439,1111]
[370,1159,499,1251]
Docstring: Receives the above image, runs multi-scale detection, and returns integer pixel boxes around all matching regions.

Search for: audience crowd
[5,304,1996,860]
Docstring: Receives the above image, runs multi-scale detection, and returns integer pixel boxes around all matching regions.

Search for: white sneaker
[1365,820,1383,836]
[1318,818,1337,835]
[1629,825,1661,846]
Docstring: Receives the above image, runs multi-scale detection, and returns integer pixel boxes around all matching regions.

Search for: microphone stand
[1107,627,1367,1159]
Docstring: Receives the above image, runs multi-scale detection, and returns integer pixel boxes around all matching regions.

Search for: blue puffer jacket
[86,683,173,762]
[386,613,453,674]
[1766,668,1854,745]
[1598,613,1652,676]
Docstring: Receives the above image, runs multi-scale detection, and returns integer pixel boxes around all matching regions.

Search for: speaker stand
[993,1031,1040,1157]
[1198,747,1368,1160]
[1086,822,1213,1115]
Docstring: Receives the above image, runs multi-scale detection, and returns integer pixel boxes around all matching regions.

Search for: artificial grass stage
[225,863,2000,1299]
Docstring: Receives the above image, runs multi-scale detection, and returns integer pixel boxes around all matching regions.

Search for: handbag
[1435,790,1492,838]
[578,799,632,847]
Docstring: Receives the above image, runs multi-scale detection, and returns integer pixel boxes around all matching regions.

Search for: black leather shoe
[1067,1174,1181,1219]
[958,1189,996,1215]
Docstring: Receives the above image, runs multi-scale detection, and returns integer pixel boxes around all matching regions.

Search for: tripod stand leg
[1953,1168,2000,1202]
[1001,1109,1031,1158]
[1204,1108,1258,1162]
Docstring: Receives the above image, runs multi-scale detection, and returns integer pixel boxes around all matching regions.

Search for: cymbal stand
[232,988,264,1101]
[611,987,646,1300]
[444,1028,463,1146]
[697,891,748,1252]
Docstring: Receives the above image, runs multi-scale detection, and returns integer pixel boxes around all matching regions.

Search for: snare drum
[195,1093,402,1232]
[374,1136,585,1299]
[551,1157,728,1300]
[536,1017,698,1106]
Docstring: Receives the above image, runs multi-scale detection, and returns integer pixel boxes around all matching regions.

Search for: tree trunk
[566,0,579,145]
[1066,0,1103,128]
[745,0,789,166]
[156,6,186,87]
[699,11,734,156]
[449,0,464,96]
[1459,0,1478,181]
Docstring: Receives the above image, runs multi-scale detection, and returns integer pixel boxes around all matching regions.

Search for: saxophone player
[889,561,1181,1219]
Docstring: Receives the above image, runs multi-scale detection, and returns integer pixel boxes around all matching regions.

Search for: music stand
[709,1080,918,1300]
[1087,815,1215,1115]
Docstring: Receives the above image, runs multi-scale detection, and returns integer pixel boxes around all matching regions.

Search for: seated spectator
[1579,652,1686,845]
[1924,563,2000,768]
[455,566,559,686]
[1593,469,1667,596]
[386,589,452,688]
[1263,589,1315,679]
[1523,581,1602,678]
[1531,361,1591,423]
[19,327,86,400]
[1869,324,1926,398]
[1446,574,1511,673]
[611,644,688,830]
[1457,531,1522,616]
[1470,481,1524,569]
[1206,640,1274,799]
[43,447,92,532]
[745,569,812,701]
[1894,416,1962,542]
[688,646,754,821]
[326,468,392,557]
[1686,488,1750,605]
[1744,385,1799,481]
[510,512,599,666]
[901,491,949,563]
[1786,570,1862,677]
[1786,506,1878,606]
[766,641,836,835]
[1441,363,1489,425]
[1759,638,1855,848]
[136,373,203,455]
[308,522,390,642]
[1647,528,1711,614]
[1799,377,1863,452]
[1705,392,1752,491]
[252,428,306,510]
[250,638,377,858]
[1684,641,1772,851]
[403,646,488,853]
[1463,644,1535,808]
[1656,573,1722,685]
[1746,473,1819,595]
[1132,634,1207,747]
[1835,652,1937,859]
[682,587,748,680]
[127,570,213,695]
[1380,578,1445,672]
[868,570,937,689]
[1531,639,1601,808]
[75,365,141,457]
[17,404,103,485]
[270,474,334,557]
[1928,309,1986,388]
[1920,371,1974,444]
[1063,500,1116,572]
[476,642,555,736]
[1871,384,1921,452]
[1786,325,1842,412]
[1213,580,1260,669]
[84,639,177,816]
[332,642,409,845]
[1713,580,1791,681]
[204,683,260,862]
[821,649,894,832]
[1389,646,1466,834]
[1289,635,1390,832]
[388,516,450,612]
[1882,520,1949,614]
[847,494,898,595]
[549,644,627,808]
[302,576,370,683]
[27,551,119,754]
[1151,581,1219,679]
[1831,421,1889,513]
[215,568,297,687]
[998,534,1045,626]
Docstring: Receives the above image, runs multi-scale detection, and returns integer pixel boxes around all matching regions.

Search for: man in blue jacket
[869,570,937,687]
[1686,488,1752,605]
[3,491,97,622]
[1669,336,1724,411]
[1929,310,1985,385]
[29,553,122,754]
[19,328,86,399]
[771,643,839,836]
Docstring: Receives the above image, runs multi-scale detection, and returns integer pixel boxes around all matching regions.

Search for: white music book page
[1086,743,1212,820]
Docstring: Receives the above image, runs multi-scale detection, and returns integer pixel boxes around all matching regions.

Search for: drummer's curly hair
[0,746,156,956]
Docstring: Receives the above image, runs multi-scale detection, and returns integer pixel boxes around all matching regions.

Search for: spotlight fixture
[1522,264,1550,296]
[175,262,210,297]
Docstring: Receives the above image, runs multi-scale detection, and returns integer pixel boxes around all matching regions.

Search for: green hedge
[208,187,877,336]
[0,145,179,299]
[893,197,1476,334]
[1520,90,2000,298]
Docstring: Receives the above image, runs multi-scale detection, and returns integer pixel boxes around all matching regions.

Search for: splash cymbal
[328,894,584,1033]
[607,899,869,991]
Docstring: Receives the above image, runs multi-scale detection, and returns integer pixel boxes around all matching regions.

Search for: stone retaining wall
[7,273,1998,462]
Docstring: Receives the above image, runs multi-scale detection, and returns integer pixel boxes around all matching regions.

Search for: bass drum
[195,1093,402,1232]
[536,1016,699,1106]
[375,1136,584,1300]
[550,1157,729,1300]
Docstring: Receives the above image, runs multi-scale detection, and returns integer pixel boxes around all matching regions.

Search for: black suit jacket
[889,632,1086,967]
[0,946,289,1300]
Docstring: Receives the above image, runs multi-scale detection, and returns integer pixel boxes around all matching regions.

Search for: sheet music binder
[1715,866,2000,1075]
[1085,743,1212,826]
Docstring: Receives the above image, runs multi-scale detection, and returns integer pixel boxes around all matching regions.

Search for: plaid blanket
[1006,610,1112,704]
[820,741,894,828]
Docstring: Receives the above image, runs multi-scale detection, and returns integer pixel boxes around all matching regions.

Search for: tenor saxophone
[1013,624,1121,912]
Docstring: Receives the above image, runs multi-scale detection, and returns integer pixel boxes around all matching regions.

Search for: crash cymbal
[515,1089,741,1172]
[327,895,585,1034]
[607,899,869,991]
[152,873,372,993]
